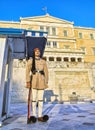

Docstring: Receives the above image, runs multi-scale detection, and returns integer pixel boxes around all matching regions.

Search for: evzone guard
[26,48,49,124]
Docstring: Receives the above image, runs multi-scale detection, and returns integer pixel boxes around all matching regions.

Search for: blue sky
[0,0,95,28]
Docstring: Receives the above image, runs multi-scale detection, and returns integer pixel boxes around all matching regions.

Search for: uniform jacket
[26,58,48,90]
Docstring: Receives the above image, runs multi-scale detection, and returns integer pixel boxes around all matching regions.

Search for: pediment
[20,14,73,25]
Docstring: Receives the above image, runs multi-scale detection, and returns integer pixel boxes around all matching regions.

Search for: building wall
[1,15,95,63]
[1,14,95,103]
[11,59,95,103]
[74,28,95,62]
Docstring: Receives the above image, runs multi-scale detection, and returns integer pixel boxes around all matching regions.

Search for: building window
[63,30,67,37]
[64,57,69,62]
[46,27,50,35]
[64,45,70,49]
[80,47,86,54]
[90,33,94,40]
[43,57,47,61]
[40,26,44,31]
[53,41,57,48]
[71,57,75,62]
[92,48,95,55]
[79,32,82,39]
[77,58,82,62]
[49,57,54,61]
[56,57,61,61]
[46,41,51,47]
[52,27,56,35]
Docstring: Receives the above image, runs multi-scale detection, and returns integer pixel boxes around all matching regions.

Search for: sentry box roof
[0,27,48,59]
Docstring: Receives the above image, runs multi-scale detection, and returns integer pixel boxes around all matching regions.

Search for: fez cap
[34,48,40,52]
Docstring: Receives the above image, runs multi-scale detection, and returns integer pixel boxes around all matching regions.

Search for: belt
[32,70,44,75]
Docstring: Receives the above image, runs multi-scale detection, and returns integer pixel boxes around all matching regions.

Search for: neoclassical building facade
[1,14,95,103]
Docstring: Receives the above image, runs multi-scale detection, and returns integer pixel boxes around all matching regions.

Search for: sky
[0,0,95,28]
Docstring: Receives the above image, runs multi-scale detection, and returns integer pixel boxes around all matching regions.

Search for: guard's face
[34,49,40,57]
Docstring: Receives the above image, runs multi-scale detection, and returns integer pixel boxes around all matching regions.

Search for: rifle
[27,85,32,121]
[27,74,32,123]
[27,75,36,124]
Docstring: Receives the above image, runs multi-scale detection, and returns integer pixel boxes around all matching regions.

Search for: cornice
[20,14,74,25]
[0,20,19,24]
[74,26,95,30]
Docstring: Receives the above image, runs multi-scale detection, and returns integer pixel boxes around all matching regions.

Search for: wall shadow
[44,90,59,103]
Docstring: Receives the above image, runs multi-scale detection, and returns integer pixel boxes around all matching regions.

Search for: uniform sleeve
[43,60,48,84]
[26,58,32,82]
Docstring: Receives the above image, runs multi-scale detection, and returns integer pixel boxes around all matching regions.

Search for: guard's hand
[26,82,31,88]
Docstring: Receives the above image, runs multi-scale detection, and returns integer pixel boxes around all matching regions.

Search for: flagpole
[42,7,48,15]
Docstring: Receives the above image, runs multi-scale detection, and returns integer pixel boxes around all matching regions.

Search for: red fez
[34,48,40,52]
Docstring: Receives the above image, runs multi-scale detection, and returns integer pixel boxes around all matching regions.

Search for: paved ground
[1,102,95,130]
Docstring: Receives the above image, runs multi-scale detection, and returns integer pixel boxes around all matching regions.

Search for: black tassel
[30,116,37,123]
[43,115,49,121]
[31,52,36,73]
[27,116,37,124]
